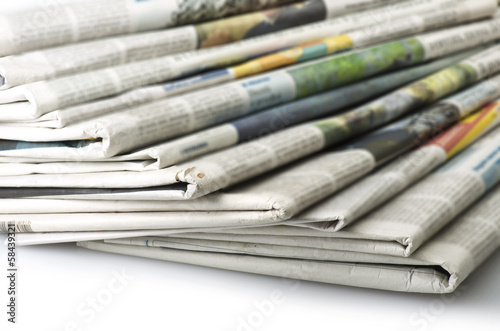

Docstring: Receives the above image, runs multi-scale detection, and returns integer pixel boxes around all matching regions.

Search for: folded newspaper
[77,182,500,293]
[0,146,378,232]
[2,101,498,235]
[1,13,499,122]
[0,0,300,56]
[7,100,500,246]
[0,0,491,98]
[0,51,481,174]
[0,0,421,89]
[1,44,500,205]
[295,100,500,231]
[13,2,494,130]
[138,0,496,107]
[163,125,500,259]
[0,42,498,169]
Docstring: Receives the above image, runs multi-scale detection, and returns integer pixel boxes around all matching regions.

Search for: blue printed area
[181,142,208,155]
[473,146,500,172]
[437,144,479,173]
[0,139,94,151]
[233,91,335,143]
[162,69,231,92]
[474,146,500,191]
[241,76,271,88]
[438,143,500,191]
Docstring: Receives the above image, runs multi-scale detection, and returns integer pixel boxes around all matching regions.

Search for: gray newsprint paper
[78,183,500,294]
[160,127,500,257]
[8,122,500,244]
[6,122,500,244]
[0,148,375,232]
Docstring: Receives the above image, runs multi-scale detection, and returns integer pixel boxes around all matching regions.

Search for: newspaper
[7,93,495,199]
[78,183,500,293]
[0,0,298,57]
[1,9,498,121]
[1,97,498,234]
[153,1,496,103]
[7,111,499,244]
[16,3,495,129]
[122,54,500,169]
[108,183,500,270]
[10,226,272,246]
[295,99,500,231]
[0,0,491,97]
[0,148,377,232]
[169,125,500,258]
[0,51,477,176]
[1,46,500,201]
[1,37,500,165]
[0,0,388,89]
[9,102,497,241]
[0,157,63,163]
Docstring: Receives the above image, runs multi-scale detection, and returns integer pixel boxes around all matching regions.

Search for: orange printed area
[429,102,500,159]
[232,48,303,78]
[323,35,353,53]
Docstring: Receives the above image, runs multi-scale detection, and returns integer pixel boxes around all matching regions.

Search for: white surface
[0,238,498,331]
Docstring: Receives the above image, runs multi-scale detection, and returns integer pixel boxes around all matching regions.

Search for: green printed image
[306,50,479,152]
[404,63,478,103]
[287,38,425,99]
[313,117,351,147]
[319,58,482,155]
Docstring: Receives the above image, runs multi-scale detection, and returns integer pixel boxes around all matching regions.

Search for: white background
[0,239,499,331]
[1,1,499,330]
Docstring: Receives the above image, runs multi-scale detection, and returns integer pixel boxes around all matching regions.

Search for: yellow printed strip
[232,34,353,78]
[323,35,353,54]
[447,102,500,158]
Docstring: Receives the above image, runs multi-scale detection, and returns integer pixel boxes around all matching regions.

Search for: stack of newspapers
[1,0,500,294]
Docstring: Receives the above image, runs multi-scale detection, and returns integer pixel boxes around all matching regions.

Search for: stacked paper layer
[1,0,499,294]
